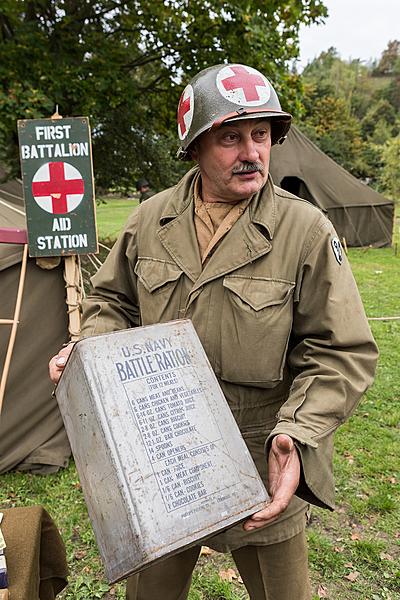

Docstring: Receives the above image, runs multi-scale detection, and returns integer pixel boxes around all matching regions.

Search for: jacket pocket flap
[223,276,294,311]
[135,258,182,293]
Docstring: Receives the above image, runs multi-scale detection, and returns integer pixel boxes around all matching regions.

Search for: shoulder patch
[331,236,343,265]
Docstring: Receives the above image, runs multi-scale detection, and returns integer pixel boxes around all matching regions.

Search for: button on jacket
[81,166,378,550]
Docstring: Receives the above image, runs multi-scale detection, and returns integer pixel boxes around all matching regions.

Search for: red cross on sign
[31,161,85,214]
[177,85,194,140]
[216,64,271,106]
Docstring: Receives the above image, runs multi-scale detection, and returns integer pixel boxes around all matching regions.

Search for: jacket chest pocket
[220,276,294,385]
[134,258,183,325]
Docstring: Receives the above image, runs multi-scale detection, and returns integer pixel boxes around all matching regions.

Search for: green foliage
[301,92,366,174]
[190,571,247,599]
[373,40,400,76]
[0,0,327,190]
[300,41,400,198]
[378,136,400,199]
[381,75,400,111]
[66,575,110,600]
[0,82,53,175]
[357,141,384,190]
[361,99,398,140]
[301,47,373,114]
[308,529,346,576]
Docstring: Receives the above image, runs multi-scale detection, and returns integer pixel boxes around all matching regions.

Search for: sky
[298,0,400,70]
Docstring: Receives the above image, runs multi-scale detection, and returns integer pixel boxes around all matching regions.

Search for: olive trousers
[125,530,311,600]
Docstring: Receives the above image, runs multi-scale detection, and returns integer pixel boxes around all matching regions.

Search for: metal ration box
[56,319,269,583]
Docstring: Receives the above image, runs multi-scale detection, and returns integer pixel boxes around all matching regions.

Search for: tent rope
[0,188,25,201]
[86,253,101,272]
[98,241,111,253]
[89,253,103,268]
[368,316,400,321]
[0,197,25,216]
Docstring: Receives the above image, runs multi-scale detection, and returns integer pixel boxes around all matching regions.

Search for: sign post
[18,114,98,340]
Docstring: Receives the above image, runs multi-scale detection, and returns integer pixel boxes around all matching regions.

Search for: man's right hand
[48,342,75,384]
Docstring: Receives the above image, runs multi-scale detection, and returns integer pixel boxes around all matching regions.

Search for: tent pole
[63,255,81,342]
[0,244,28,415]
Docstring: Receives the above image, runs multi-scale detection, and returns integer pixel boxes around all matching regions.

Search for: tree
[361,99,398,142]
[374,40,400,76]
[379,136,400,200]
[301,91,366,175]
[301,48,371,120]
[378,52,400,112]
[300,46,400,188]
[0,0,327,191]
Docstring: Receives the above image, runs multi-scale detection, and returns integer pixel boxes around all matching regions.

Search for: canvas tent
[0,167,71,473]
[270,125,394,247]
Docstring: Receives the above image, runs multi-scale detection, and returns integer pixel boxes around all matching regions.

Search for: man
[50,63,378,600]
[135,177,154,203]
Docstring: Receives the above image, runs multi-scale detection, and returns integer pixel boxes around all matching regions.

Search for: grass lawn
[0,200,399,599]
[95,197,139,241]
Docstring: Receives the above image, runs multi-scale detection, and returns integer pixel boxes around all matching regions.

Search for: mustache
[232,162,265,175]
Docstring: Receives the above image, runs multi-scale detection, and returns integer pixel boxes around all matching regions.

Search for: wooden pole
[0,244,28,415]
[63,255,81,341]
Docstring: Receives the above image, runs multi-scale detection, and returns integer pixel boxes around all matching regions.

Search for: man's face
[191,119,271,203]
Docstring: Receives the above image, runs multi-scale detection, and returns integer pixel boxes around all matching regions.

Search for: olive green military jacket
[81,167,378,549]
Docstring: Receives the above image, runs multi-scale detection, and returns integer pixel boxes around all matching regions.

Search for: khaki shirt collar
[159,165,277,240]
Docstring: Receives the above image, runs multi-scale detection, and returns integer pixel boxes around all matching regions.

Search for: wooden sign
[17,117,98,257]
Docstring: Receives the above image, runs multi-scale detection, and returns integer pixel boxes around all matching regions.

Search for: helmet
[136,178,150,190]
[177,63,292,160]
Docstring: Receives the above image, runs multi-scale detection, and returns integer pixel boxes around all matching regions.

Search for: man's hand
[48,342,75,384]
[243,433,300,531]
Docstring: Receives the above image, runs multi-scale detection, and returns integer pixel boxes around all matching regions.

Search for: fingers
[48,356,64,384]
[243,434,301,531]
[243,498,289,530]
[272,433,294,455]
[48,342,75,383]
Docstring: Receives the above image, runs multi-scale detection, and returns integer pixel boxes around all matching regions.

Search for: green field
[1,200,399,599]
[95,197,139,241]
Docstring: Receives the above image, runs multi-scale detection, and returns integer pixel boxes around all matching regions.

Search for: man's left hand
[243,433,300,531]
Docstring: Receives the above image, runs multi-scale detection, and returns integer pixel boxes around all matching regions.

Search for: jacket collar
[159,166,198,224]
[249,174,276,240]
[157,166,277,285]
[159,166,277,240]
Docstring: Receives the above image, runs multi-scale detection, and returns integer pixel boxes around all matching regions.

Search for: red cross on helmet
[177,63,292,160]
